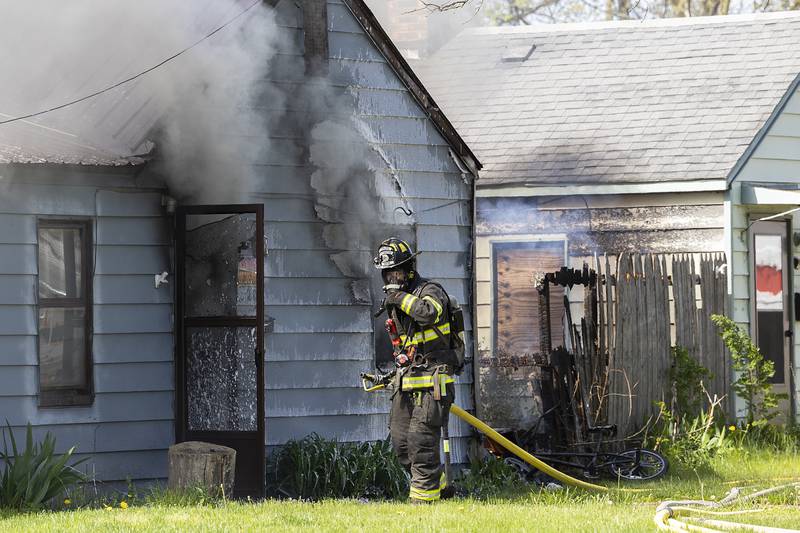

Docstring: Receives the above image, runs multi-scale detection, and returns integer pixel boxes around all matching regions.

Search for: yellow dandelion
[120,501,128,509]
[728,425,736,432]
[63,499,71,506]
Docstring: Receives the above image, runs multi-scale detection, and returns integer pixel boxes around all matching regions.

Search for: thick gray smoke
[0,0,417,305]
[0,0,281,203]
[299,81,416,302]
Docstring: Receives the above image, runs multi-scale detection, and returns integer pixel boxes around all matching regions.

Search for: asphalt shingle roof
[416,12,800,187]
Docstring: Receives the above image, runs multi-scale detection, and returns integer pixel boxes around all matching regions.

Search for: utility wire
[0,0,261,127]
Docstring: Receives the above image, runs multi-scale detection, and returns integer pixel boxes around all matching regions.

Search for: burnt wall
[473,193,725,429]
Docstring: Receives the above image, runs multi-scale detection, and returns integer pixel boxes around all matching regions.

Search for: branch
[416,0,480,12]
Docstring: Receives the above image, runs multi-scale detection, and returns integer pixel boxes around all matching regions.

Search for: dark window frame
[37,218,94,407]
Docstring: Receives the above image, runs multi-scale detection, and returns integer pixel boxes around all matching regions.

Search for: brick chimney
[301,0,328,76]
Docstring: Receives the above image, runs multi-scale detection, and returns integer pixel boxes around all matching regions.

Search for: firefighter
[373,237,457,503]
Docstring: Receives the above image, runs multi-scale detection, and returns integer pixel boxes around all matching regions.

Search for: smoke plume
[0,0,281,203]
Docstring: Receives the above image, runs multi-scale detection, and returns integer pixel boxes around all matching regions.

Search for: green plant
[268,434,407,500]
[710,315,786,426]
[0,423,87,511]
[457,455,526,497]
[647,399,731,470]
[143,484,222,507]
[669,345,712,418]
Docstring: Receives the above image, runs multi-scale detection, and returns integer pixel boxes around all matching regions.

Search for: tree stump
[167,441,236,497]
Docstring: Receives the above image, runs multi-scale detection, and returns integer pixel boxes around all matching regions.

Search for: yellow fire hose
[362,375,800,532]
[448,404,609,492]
[361,376,607,491]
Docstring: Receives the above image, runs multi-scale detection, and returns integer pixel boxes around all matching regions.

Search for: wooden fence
[585,253,729,437]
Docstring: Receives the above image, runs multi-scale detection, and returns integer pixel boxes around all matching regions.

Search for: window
[493,241,566,356]
[37,220,93,406]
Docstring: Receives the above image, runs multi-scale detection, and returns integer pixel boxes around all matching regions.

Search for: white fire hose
[655,481,800,532]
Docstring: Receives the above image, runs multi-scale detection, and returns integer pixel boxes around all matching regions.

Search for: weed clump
[268,434,408,500]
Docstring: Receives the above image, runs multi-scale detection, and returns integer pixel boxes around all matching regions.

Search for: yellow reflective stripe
[423,295,443,321]
[443,439,450,453]
[389,243,399,251]
[398,322,451,346]
[397,241,408,252]
[401,374,455,391]
[400,293,418,314]
[410,486,441,500]
[440,471,447,490]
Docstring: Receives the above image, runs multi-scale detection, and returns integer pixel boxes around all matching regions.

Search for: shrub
[0,423,87,511]
[647,399,731,471]
[268,434,407,500]
[710,314,786,426]
[669,345,712,418]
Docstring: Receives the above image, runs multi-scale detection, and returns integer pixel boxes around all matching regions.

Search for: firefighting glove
[384,290,408,307]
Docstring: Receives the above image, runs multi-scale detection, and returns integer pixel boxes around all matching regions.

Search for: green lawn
[2,450,799,532]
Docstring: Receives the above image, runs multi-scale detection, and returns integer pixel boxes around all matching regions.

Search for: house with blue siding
[0,0,480,497]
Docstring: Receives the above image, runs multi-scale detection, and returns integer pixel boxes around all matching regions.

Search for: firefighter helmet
[373,237,416,270]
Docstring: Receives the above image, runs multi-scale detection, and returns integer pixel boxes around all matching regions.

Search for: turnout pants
[390,384,454,502]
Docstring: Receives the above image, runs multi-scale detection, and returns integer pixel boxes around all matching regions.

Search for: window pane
[38,307,87,390]
[185,213,257,317]
[38,227,83,299]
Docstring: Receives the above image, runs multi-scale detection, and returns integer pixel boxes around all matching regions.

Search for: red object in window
[755,265,781,296]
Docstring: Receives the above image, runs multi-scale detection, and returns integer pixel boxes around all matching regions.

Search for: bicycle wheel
[607,449,668,481]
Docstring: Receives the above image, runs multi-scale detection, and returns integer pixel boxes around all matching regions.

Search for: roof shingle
[417,12,800,187]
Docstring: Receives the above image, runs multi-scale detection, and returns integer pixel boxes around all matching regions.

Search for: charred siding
[255,0,475,456]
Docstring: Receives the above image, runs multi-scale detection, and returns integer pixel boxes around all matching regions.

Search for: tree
[420,0,800,24]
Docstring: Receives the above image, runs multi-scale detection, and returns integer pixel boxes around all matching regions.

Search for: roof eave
[476,179,728,197]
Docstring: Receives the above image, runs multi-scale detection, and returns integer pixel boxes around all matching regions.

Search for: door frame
[174,204,265,497]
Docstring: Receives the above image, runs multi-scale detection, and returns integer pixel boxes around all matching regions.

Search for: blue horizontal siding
[94,362,173,393]
[0,214,36,243]
[1,391,172,426]
[4,420,174,455]
[0,275,36,304]
[0,335,36,365]
[265,277,355,305]
[0,244,36,274]
[0,305,35,335]
[265,332,372,362]
[94,275,173,305]
[93,304,172,334]
[95,245,170,275]
[96,217,169,245]
[267,305,371,334]
[93,333,173,364]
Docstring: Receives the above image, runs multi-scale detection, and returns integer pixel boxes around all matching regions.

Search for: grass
[1,449,799,532]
